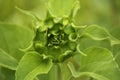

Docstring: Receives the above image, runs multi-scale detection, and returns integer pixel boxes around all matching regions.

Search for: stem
[48,63,63,80]
[57,63,62,80]
[48,64,57,80]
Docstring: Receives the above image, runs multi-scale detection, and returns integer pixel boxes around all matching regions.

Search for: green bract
[0,0,120,80]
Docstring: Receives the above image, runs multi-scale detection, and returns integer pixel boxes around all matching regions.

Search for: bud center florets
[33,18,79,62]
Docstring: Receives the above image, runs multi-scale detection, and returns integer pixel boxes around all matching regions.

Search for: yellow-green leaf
[0,49,18,70]
[47,0,80,18]
[0,23,34,60]
[15,51,53,80]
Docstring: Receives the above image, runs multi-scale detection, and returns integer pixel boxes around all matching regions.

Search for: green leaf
[38,64,60,80]
[4,7,36,28]
[0,49,18,70]
[71,47,120,80]
[110,27,120,67]
[68,62,110,80]
[83,25,120,46]
[47,0,80,18]
[0,67,15,80]
[0,67,4,80]
[14,0,46,19]
[59,63,72,80]
[116,52,120,68]
[48,64,60,80]
[77,37,111,54]
[38,63,72,80]
[15,51,53,80]
[0,23,34,60]
[0,0,15,21]
[14,0,41,10]
[112,44,120,67]
[4,1,46,27]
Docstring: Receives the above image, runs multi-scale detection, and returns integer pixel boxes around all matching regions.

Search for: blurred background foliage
[75,0,120,40]
[0,0,120,38]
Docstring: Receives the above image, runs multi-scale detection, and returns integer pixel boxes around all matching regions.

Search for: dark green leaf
[0,67,15,80]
